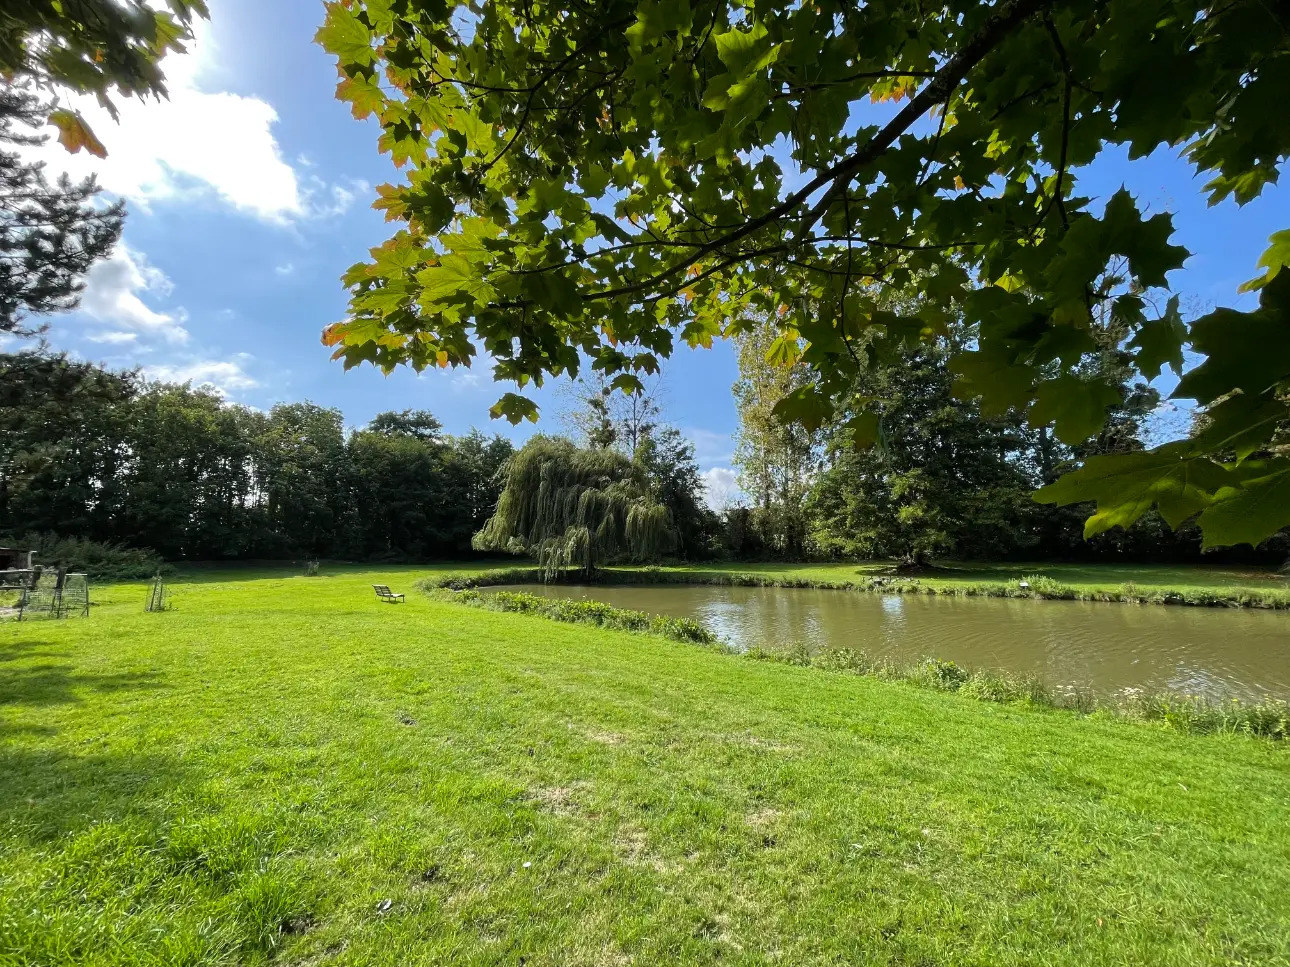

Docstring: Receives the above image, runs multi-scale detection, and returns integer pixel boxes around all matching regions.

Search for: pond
[496,583,1290,702]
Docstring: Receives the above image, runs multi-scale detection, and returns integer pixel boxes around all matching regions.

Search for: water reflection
[496,584,1290,702]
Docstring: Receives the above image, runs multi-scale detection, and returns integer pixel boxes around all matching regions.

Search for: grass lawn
[3,566,1290,965]
[656,559,1288,594]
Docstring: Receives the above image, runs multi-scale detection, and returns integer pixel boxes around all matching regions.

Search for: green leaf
[1239,229,1290,293]
[1192,392,1290,462]
[336,74,385,120]
[314,3,376,68]
[764,331,802,367]
[1034,442,1230,535]
[370,233,424,274]
[1175,272,1290,404]
[949,350,1036,416]
[609,373,645,395]
[490,393,540,425]
[713,22,776,76]
[846,412,881,449]
[1128,296,1187,380]
[772,385,833,433]
[1196,462,1290,549]
[1029,375,1122,444]
[416,255,495,307]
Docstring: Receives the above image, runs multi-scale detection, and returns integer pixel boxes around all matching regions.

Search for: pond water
[496,583,1290,702]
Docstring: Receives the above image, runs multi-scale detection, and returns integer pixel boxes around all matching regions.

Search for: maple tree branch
[526,0,1054,311]
[1040,16,1073,228]
[800,0,1053,233]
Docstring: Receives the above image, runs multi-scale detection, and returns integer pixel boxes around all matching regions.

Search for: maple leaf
[48,110,107,158]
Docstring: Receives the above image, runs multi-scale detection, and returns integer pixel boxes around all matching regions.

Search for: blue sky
[27,0,1287,505]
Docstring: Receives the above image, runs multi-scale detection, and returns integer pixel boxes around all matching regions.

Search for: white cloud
[683,427,736,465]
[701,467,740,510]
[34,22,356,224]
[78,245,188,343]
[85,331,139,345]
[452,369,482,388]
[142,359,259,397]
[275,262,295,276]
[308,178,370,218]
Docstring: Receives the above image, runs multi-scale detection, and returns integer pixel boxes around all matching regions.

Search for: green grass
[4,566,1290,965]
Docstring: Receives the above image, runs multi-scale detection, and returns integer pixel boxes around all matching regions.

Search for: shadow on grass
[0,638,68,664]
[0,660,161,710]
[0,745,197,841]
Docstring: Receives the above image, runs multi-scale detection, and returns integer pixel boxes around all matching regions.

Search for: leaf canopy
[319,0,1290,547]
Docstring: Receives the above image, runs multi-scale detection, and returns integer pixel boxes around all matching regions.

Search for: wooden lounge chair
[373,584,405,603]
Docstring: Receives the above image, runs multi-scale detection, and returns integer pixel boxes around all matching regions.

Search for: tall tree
[562,372,662,455]
[450,429,515,538]
[0,89,123,334]
[258,403,347,557]
[474,436,675,578]
[634,425,719,560]
[807,341,1036,566]
[732,319,820,557]
[0,349,136,536]
[118,383,261,558]
[1,0,207,334]
[320,0,1290,550]
[366,408,443,441]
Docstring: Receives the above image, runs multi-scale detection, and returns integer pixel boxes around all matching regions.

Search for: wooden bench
[373,584,405,603]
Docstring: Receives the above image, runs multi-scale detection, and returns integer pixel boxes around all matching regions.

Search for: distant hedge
[5,533,166,581]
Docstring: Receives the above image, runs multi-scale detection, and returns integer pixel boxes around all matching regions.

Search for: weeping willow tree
[473,436,675,580]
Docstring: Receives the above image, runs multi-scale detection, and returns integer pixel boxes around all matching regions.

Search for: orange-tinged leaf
[49,109,107,158]
[336,74,385,119]
[954,175,967,191]
[321,322,347,347]
[869,77,919,104]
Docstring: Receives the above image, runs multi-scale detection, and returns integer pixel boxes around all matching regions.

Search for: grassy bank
[426,577,1290,740]
[429,560,1290,609]
[3,568,1290,964]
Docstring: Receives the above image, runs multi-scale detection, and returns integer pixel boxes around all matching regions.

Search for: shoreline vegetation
[426,562,1290,610]
[422,571,1290,740]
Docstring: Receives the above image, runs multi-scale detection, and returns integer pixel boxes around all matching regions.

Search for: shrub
[959,670,1049,705]
[437,587,722,647]
[1021,575,1077,600]
[5,533,166,581]
[907,657,970,691]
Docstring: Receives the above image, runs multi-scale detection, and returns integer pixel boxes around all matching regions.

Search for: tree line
[728,317,1288,567]
[0,350,514,562]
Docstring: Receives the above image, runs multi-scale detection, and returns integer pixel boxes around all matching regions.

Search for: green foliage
[751,646,1290,740]
[633,426,721,560]
[438,587,720,646]
[808,337,1038,564]
[473,436,676,578]
[1,89,124,335]
[427,563,1290,610]
[0,350,513,562]
[732,319,820,557]
[0,0,207,155]
[6,532,165,581]
[318,0,1290,549]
